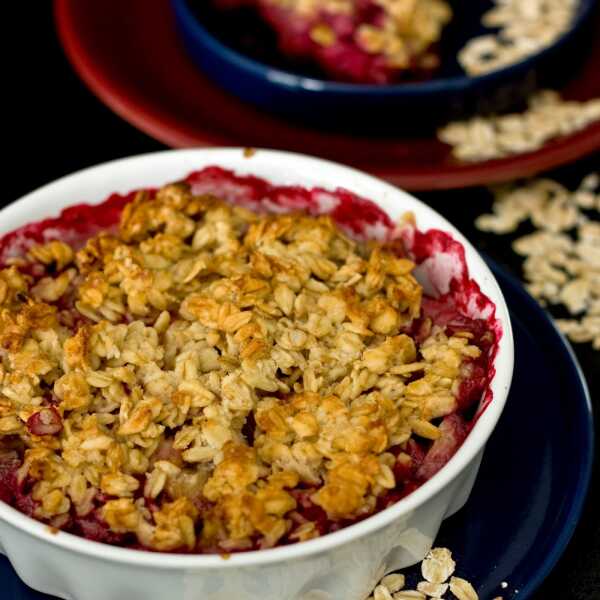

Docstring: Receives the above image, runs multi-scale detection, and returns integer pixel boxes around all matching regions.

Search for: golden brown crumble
[0,180,482,552]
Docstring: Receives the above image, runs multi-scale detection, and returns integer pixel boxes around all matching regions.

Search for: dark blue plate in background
[172,0,598,129]
[0,261,593,599]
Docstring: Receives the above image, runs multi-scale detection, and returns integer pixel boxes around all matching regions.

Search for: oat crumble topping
[0,176,492,553]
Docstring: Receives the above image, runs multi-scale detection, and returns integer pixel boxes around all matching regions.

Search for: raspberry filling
[0,167,499,553]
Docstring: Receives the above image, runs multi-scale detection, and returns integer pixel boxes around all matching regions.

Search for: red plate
[54,0,600,191]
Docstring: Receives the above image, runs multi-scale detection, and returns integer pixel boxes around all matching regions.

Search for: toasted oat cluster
[0,177,488,553]
[213,0,452,83]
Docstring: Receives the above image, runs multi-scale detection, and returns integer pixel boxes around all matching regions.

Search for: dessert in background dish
[211,0,452,83]
[0,167,497,554]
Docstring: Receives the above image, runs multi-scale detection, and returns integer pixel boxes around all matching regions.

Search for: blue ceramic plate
[172,0,598,128]
[0,261,593,599]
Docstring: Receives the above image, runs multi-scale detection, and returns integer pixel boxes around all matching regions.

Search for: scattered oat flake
[374,585,394,600]
[366,548,479,600]
[458,0,578,76]
[417,580,448,597]
[439,93,600,163]
[475,173,600,349]
[392,591,425,600]
[422,548,456,584]
[381,574,406,593]
[449,577,479,600]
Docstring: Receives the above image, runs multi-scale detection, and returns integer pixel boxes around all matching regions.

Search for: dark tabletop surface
[4,5,599,599]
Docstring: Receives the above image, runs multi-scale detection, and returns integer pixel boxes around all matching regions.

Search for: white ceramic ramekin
[0,149,514,600]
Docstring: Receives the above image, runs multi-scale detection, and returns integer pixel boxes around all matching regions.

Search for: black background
[4,4,599,599]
